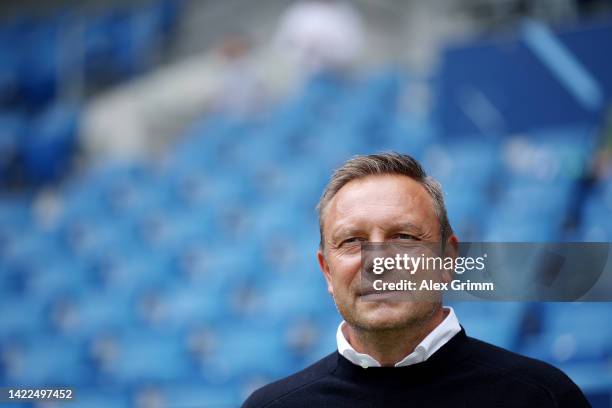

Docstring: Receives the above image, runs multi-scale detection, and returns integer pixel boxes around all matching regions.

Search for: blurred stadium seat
[0,2,612,407]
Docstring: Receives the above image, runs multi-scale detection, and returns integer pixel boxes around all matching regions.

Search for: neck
[344,306,448,367]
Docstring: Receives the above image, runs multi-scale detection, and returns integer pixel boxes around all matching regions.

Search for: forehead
[323,174,439,235]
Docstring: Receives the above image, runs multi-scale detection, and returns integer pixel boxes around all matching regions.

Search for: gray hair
[316,152,453,248]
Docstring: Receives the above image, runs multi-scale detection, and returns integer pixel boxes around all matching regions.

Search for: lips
[358,287,379,296]
[357,281,384,297]
[358,292,404,302]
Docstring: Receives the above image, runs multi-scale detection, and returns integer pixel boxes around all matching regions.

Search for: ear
[442,234,459,284]
[317,248,334,297]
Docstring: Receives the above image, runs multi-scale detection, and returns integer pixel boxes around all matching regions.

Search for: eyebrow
[388,221,427,235]
[329,226,363,243]
[330,221,426,243]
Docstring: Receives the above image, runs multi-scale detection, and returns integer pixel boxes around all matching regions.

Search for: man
[243,153,590,407]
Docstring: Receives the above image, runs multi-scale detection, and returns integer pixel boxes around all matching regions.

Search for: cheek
[329,252,362,286]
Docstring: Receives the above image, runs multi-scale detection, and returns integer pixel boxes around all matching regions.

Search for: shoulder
[463,335,590,407]
[241,352,338,408]
[464,335,572,381]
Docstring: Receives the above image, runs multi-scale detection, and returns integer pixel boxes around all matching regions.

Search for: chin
[352,302,420,331]
[354,300,439,331]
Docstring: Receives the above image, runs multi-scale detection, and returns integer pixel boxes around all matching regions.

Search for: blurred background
[0,0,611,407]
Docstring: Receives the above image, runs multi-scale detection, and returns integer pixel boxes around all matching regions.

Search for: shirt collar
[336,306,461,368]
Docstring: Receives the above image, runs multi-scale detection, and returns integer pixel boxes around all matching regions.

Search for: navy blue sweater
[242,329,590,407]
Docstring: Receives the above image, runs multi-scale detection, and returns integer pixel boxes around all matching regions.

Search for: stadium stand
[0,3,611,407]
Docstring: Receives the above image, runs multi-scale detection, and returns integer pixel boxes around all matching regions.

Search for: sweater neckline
[331,328,471,384]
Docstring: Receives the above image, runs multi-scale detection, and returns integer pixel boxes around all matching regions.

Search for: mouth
[357,284,394,297]
[357,284,379,297]
[358,292,403,302]
[356,282,406,301]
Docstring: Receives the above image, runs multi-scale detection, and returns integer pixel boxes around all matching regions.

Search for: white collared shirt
[336,306,461,368]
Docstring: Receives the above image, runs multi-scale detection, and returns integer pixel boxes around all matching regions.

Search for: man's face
[317,174,450,332]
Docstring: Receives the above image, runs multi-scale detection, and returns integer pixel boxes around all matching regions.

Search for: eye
[392,233,419,241]
[340,237,366,246]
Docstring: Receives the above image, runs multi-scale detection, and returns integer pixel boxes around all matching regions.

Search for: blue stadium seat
[520,303,612,363]
[68,290,135,336]
[2,336,90,385]
[0,40,19,106]
[21,103,79,184]
[17,19,62,108]
[22,256,91,301]
[154,284,228,328]
[580,180,612,241]
[59,216,137,260]
[203,324,293,384]
[161,384,241,408]
[65,389,129,408]
[111,6,161,77]
[0,296,46,338]
[257,276,335,323]
[448,302,525,349]
[0,113,25,184]
[103,332,189,383]
[1,227,63,267]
